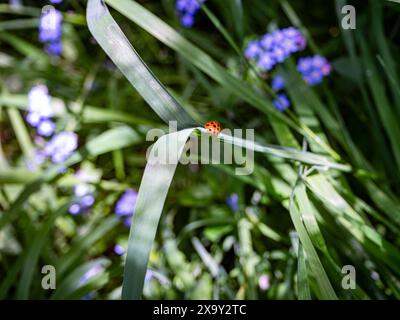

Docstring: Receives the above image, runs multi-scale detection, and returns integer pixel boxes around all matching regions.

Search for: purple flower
[44,131,77,163]
[281,38,298,54]
[245,41,262,60]
[226,193,239,212]
[9,0,21,7]
[176,0,203,13]
[68,169,97,215]
[39,8,63,43]
[50,0,63,4]
[145,270,154,282]
[258,274,270,291]
[304,70,323,86]
[295,35,306,51]
[69,194,95,215]
[37,120,55,137]
[272,30,285,43]
[27,85,52,119]
[260,34,274,50]
[26,85,56,137]
[115,189,138,227]
[81,195,95,206]
[115,189,138,217]
[114,244,125,256]
[271,47,287,63]
[26,112,42,127]
[45,40,63,56]
[283,27,306,51]
[123,216,133,228]
[74,184,90,198]
[245,27,306,72]
[77,169,97,182]
[176,0,205,28]
[257,52,275,71]
[297,57,313,74]
[82,293,94,300]
[297,55,332,86]
[273,93,290,112]
[68,203,81,215]
[271,75,285,91]
[26,149,46,172]
[180,14,194,28]
[39,7,63,56]
[176,0,188,11]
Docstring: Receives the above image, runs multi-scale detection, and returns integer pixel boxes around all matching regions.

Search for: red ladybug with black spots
[204,121,222,135]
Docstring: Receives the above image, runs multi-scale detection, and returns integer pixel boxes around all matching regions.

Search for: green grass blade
[289,178,337,300]
[294,183,328,253]
[6,108,35,161]
[51,258,109,299]
[103,0,305,136]
[306,174,400,276]
[218,131,350,171]
[0,32,48,66]
[359,36,400,172]
[0,18,38,31]
[16,203,69,299]
[87,0,197,129]
[88,0,349,171]
[297,244,311,300]
[0,254,24,299]
[228,0,244,44]
[0,93,160,127]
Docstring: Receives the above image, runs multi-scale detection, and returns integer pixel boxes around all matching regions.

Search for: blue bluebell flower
[26,112,42,127]
[39,8,62,43]
[297,57,313,74]
[245,27,306,72]
[176,0,205,28]
[271,75,285,91]
[273,93,291,112]
[226,193,239,212]
[82,293,94,300]
[257,52,275,71]
[180,14,195,28]
[26,85,57,137]
[282,27,306,51]
[115,189,138,227]
[37,119,56,137]
[39,7,63,56]
[69,194,94,215]
[25,149,46,172]
[9,0,21,7]
[45,40,63,56]
[44,131,78,163]
[27,85,53,121]
[145,270,154,282]
[260,34,274,50]
[245,40,262,60]
[271,46,287,63]
[297,55,332,86]
[258,274,270,291]
[114,244,125,256]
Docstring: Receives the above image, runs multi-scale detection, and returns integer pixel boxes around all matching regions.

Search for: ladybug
[204,121,222,135]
